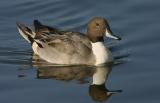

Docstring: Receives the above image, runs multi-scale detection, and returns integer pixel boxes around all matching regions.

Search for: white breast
[91,42,113,65]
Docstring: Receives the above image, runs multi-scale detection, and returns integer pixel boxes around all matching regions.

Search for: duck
[16,17,121,66]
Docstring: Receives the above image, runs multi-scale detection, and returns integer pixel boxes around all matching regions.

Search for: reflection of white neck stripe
[92,67,107,85]
[91,42,108,65]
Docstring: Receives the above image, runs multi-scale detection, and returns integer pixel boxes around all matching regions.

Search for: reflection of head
[89,84,112,102]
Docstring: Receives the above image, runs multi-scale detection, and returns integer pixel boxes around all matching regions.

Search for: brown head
[87,17,121,42]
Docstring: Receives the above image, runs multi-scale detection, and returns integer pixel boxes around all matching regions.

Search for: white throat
[91,42,113,65]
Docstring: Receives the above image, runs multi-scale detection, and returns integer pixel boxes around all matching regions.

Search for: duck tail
[16,22,35,44]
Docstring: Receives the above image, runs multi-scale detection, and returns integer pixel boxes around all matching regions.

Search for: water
[0,0,160,103]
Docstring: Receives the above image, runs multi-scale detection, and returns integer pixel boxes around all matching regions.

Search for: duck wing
[33,31,94,64]
[35,31,92,53]
[33,20,92,50]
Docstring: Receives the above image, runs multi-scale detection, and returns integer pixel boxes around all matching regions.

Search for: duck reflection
[89,66,122,102]
[36,65,95,84]
[32,55,122,102]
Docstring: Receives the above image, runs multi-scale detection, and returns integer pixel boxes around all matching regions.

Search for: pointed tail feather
[16,22,35,43]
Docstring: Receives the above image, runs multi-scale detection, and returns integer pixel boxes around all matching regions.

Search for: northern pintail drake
[16,17,121,66]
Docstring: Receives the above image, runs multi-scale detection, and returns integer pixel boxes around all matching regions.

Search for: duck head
[87,17,121,42]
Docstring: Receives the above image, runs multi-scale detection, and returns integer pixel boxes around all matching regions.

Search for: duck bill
[105,29,121,40]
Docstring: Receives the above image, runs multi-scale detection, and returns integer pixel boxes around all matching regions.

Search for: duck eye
[96,23,100,27]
